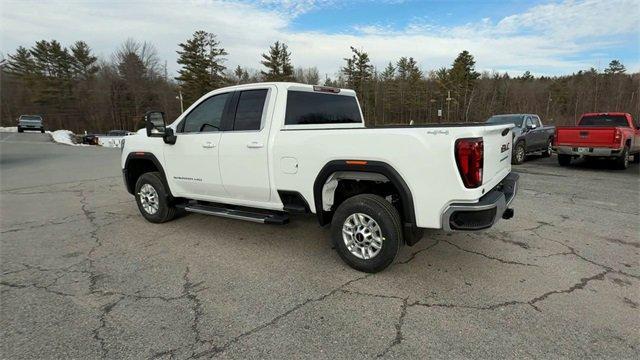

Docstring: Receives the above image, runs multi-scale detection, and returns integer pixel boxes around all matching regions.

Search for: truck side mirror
[145,111,176,145]
[145,111,166,137]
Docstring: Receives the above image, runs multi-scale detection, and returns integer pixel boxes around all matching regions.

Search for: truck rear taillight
[455,138,483,188]
[614,128,622,144]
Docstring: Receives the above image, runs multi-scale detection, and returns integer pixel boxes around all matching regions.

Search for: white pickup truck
[121,82,518,272]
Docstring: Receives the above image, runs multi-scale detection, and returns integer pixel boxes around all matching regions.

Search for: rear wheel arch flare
[312,160,415,227]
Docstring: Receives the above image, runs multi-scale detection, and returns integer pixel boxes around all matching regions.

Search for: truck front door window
[181,93,230,133]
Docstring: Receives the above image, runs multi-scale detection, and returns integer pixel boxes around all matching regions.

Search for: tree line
[1,30,638,132]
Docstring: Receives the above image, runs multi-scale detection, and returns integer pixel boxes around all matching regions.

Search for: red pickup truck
[554,112,640,169]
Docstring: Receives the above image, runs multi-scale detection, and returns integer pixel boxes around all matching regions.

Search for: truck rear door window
[579,115,628,127]
[233,89,268,131]
[285,91,362,125]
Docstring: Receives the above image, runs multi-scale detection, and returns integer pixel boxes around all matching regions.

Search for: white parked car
[121,83,518,272]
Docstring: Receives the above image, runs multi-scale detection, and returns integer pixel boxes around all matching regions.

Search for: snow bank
[50,130,88,146]
[0,126,18,132]
[98,136,125,148]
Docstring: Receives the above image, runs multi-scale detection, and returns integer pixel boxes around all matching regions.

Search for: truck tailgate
[556,127,617,147]
[481,126,513,185]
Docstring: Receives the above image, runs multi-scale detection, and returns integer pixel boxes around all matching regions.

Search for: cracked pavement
[1,137,639,359]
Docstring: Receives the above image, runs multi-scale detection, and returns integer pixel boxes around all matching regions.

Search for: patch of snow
[50,130,88,146]
[0,126,18,132]
[98,136,125,148]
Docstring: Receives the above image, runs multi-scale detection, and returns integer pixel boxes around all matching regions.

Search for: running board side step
[180,203,289,225]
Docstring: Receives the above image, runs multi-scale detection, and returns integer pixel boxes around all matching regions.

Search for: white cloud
[1,0,637,78]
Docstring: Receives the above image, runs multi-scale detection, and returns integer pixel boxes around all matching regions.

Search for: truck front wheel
[134,172,177,223]
[331,194,402,273]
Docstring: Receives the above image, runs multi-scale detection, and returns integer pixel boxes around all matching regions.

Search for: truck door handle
[247,141,264,148]
[202,141,216,149]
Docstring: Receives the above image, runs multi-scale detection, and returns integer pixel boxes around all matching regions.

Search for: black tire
[134,172,176,223]
[542,138,553,157]
[17,127,23,133]
[40,128,45,133]
[614,146,629,170]
[558,154,571,166]
[512,141,525,165]
[632,153,640,164]
[331,194,402,273]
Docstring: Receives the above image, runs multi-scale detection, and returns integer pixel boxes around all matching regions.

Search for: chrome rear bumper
[442,172,519,231]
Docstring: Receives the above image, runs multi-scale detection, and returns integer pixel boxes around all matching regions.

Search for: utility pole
[446,90,452,122]
[177,90,184,113]
[546,93,552,119]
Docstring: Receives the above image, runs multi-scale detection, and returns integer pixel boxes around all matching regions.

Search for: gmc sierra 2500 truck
[121,83,519,272]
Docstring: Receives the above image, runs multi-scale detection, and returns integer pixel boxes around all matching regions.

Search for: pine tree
[70,41,98,80]
[604,60,626,74]
[448,50,480,121]
[380,62,395,81]
[5,46,36,76]
[342,46,373,90]
[518,70,534,81]
[395,57,423,122]
[176,31,228,106]
[260,41,294,81]
[233,65,250,84]
[449,50,480,90]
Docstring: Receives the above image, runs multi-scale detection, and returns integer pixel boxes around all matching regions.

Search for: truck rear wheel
[542,138,553,157]
[614,146,629,170]
[331,194,402,273]
[512,141,525,165]
[558,154,571,166]
[134,172,177,223]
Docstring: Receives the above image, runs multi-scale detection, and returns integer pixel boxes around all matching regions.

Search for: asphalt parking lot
[1,133,639,359]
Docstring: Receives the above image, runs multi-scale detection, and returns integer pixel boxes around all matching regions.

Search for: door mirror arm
[163,128,177,145]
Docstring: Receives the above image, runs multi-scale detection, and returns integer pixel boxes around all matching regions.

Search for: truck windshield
[579,115,629,127]
[20,116,42,121]
[486,115,523,127]
[285,91,362,125]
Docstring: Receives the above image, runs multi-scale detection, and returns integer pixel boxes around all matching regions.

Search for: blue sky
[1,0,639,77]
[289,1,533,33]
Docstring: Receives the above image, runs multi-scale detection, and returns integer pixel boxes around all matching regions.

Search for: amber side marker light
[346,160,368,166]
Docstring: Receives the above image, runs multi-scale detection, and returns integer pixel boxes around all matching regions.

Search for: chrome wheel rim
[139,184,159,215]
[342,213,383,260]
[547,141,552,154]
[517,146,525,162]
